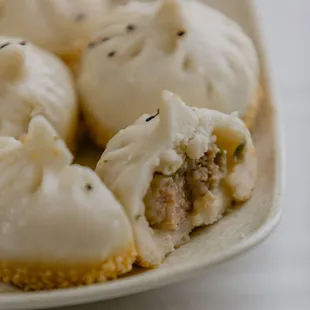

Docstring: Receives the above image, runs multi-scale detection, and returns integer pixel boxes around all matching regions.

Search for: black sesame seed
[126,24,135,32]
[88,37,110,49]
[0,42,10,49]
[85,183,93,191]
[88,42,96,49]
[135,214,142,220]
[108,51,116,57]
[177,30,186,37]
[145,109,159,122]
[233,141,246,161]
[19,41,27,46]
[75,13,86,22]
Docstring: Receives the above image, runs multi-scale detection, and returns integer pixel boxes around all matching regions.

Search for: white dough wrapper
[96,90,257,267]
[79,0,260,146]
[0,116,136,290]
[0,36,77,150]
[0,0,122,66]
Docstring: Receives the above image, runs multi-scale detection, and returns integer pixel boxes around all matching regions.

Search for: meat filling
[144,143,227,230]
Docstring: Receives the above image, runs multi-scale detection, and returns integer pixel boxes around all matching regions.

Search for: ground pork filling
[144,143,227,230]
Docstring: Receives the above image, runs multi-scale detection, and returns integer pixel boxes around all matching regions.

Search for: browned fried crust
[0,247,136,291]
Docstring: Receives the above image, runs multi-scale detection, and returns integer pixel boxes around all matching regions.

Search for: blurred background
[58,0,310,309]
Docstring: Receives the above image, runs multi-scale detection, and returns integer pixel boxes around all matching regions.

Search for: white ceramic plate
[0,1,284,309]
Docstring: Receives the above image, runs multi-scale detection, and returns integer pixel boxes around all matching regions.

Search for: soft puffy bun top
[0,116,134,263]
[0,0,117,56]
[79,0,259,146]
[0,36,77,148]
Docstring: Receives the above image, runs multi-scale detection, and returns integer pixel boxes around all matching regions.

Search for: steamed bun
[78,0,260,146]
[96,90,257,267]
[0,36,77,150]
[0,0,121,66]
[0,116,136,290]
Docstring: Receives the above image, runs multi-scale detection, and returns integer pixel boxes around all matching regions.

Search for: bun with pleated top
[0,116,136,290]
[0,36,77,150]
[0,0,128,68]
[96,90,257,267]
[78,0,260,147]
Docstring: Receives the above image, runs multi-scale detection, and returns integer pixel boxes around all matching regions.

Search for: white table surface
[57,1,310,309]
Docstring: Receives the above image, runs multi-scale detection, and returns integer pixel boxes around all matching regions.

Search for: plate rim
[0,1,286,309]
